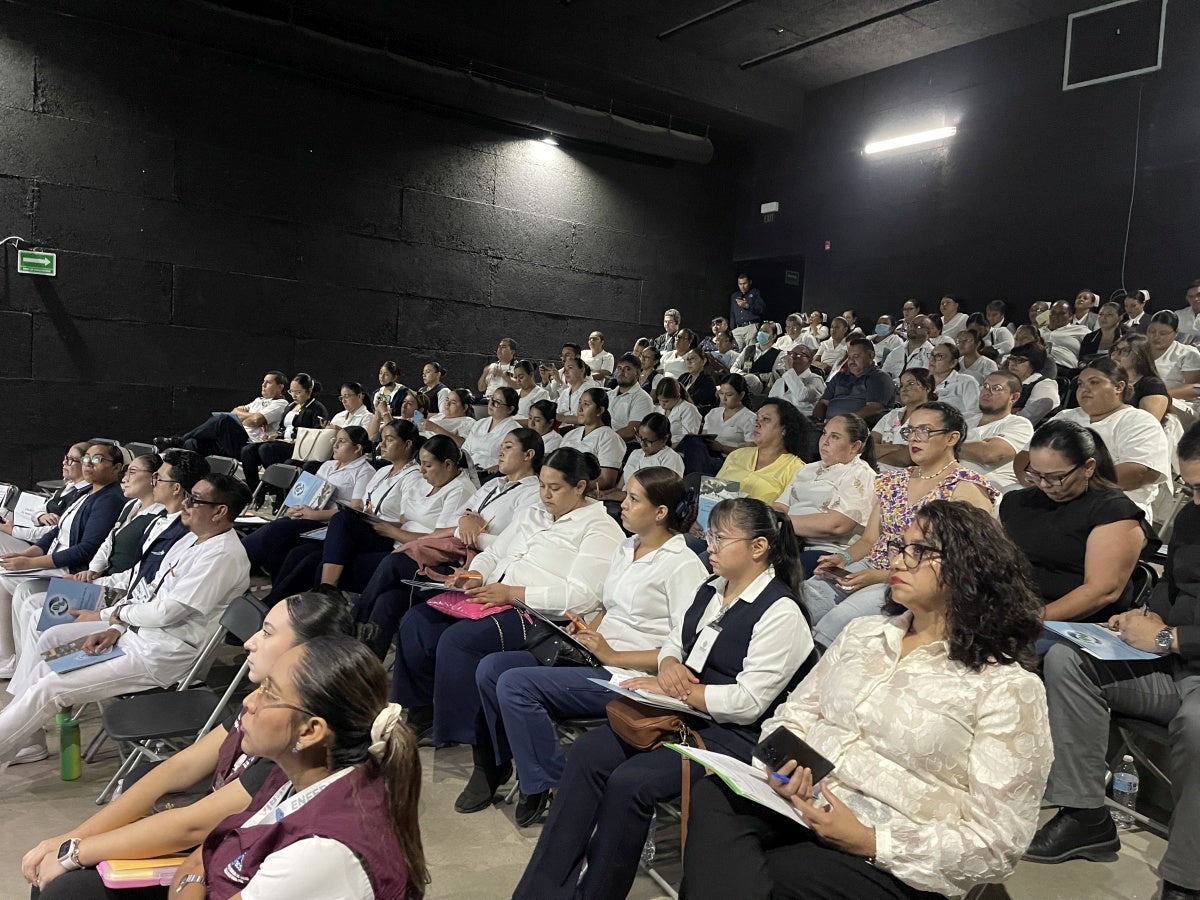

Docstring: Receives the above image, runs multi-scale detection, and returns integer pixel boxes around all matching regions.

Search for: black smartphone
[819,566,852,582]
[752,726,835,783]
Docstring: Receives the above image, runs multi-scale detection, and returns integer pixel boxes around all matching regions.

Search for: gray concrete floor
[0,703,1175,899]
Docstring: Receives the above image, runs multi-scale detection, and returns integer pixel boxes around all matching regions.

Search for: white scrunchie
[368,702,405,761]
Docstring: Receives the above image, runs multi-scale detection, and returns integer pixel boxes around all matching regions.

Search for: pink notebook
[97,857,186,889]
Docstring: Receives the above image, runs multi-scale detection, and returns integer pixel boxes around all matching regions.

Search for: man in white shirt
[607,355,653,440]
[581,331,615,381]
[769,346,826,417]
[1041,301,1091,370]
[881,316,934,383]
[477,338,519,395]
[958,372,1035,490]
[1175,281,1200,345]
[1072,290,1100,330]
[0,472,251,765]
[155,372,289,457]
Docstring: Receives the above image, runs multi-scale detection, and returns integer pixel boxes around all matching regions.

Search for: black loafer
[1023,808,1120,864]
[152,436,182,450]
[1162,882,1200,900]
[515,790,551,827]
[455,762,513,814]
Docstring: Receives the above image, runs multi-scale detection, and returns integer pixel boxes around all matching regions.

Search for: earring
[292,742,301,754]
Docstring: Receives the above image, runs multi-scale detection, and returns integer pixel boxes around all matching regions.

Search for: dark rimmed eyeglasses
[183,491,223,508]
[899,425,952,442]
[887,540,943,567]
[1025,463,1082,488]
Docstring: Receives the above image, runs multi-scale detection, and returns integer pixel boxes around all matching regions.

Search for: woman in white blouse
[812,316,851,375]
[803,310,830,345]
[653,377,703,446]
[1147,310,1200,394]
[240,426,376,579]
[703,373,757,457]
[926,343,981,425]
[615,413,684,493]
[556,357,590,426]
[325,381,373,430]
[955,328,999,385]
[422,387,476,443]
[683,500,1051,900]
[371,359,405,410]
[511,359,550,422]
[526,399,563,455]
[393,447,626,747]
[661,328,700,380]
[560,388,627,492]
[469,467,708,826]
[261,419,428,605]
[774,414,878,578]
[462,386,522,475]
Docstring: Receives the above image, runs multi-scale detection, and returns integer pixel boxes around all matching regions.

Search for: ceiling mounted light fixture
[864,125,956,156]
[540,133,559,146]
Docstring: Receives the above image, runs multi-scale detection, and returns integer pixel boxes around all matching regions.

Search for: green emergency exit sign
[17,250,56,276]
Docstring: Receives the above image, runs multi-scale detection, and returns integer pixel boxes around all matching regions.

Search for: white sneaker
[11,742,49,765]
[0,655,16,679]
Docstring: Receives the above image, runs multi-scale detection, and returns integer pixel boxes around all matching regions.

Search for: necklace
[915,458,955,480]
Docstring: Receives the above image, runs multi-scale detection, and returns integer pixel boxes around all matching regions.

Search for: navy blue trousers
[392,604,532,746]
[239,439,294,494]
[477,653,613,793]
[240,517,318,578]
[181,413,249,458]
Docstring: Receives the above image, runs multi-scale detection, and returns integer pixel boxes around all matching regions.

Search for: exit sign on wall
[17,249,56,276]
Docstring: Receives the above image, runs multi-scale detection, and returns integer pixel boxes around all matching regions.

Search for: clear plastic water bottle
[1111,754,1139,829]
[640,811,657,865]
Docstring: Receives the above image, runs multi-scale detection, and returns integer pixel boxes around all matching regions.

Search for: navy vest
[680,575,816,752]
[128,518,188,591]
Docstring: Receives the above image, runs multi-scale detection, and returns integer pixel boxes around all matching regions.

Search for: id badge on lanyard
[684,624,722,671]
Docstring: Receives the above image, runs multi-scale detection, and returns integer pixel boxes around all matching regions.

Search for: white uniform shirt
[469,500,625,613]
[1175,307,1200,345]
[961,414,1034,490]
[960,355,998,385]
[1154,340,1200,389]
[881,342,932,382]
[362,461,423,521]
[654,402,703,445]
[657,566,814,724]
[539,430,564,455]
[1046,406,1170,520]
[872,333,904,365]
[984,325,1015,356]
[814,338,849,373]
[556,383,588,419]
[597,534,708,676]
[872,408,909,445]
[516,385,550,421]
[328,406,373,430]
[560,425,627,470]
[660,351,689,379]
[622,446,685,485]
[481,362,516,394]
[422,414,476,440]
[243,396,289,443]
[456,474,541,551]
[400,471,474,536]
[607,385,654,432]
[314,456,375,504]
[940,312,969,338]
[1040,323,1090,369]
[775,458,877,553]
[761,614,1051,898]
[703,406,757,448]
[581,349,615,377]
[933,371,981,425]
[462,416,521,470]
[769,369,826,416]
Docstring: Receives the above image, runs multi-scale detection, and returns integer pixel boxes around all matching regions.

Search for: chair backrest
[219,592,270,644]
[262,463,301,491]
[1127,561,1159,612]
[206,456,241,478]
[125,441,156,459]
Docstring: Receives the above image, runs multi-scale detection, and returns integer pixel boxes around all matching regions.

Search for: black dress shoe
[1023,807,1120,864]
[152,436,183,450]
[455,762,513,813]
[515,790,551,827]
[1162,881,1200,900]
[404,706,434,746]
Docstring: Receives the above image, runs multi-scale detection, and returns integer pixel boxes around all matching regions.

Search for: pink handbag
[425,591,511,619]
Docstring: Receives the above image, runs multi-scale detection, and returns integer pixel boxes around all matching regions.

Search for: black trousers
[179,413,249,458]
[32,869,166,900]
[681,777,946,900]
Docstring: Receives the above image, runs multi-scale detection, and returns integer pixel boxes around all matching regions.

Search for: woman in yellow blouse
[716,399,814,503]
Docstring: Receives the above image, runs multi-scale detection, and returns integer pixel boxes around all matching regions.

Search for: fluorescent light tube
[864,126,956,155]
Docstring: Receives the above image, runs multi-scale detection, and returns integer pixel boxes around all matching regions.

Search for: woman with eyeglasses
[653,377,704,446]
[683,501,1051,900]
[461,386,522,476]
[679,349,718,413]
[23,592,353,899]
[803,402,997,648]
[526,398,563,455]
[872,368,936,470]
[1078,301,1126,363]
[239,373,330,497]
[511,359,550,423]
[0,442,91,551]
[715,399,813,504]
[1111,333,1170,422]
[926,343,981,425]
[421,387,476,444]
[638,345,665,394]
[1019,358,1171,522]
[324,381,372,431]
[559,388,626,493]
[165,636,425,899]
[703,374,757,458]
[241,427,376,580]
[1001,421,1154,623]
[600,413,684,502]
[662,328,700,379]
[1006,344,1060,426]
[513,497,816,900]
[774,414,880,578]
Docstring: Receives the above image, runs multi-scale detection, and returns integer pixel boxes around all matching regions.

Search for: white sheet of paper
[587,677,713,720]
[667,743,809,827]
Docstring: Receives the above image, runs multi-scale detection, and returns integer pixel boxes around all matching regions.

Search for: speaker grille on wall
[1063,0,1168,91]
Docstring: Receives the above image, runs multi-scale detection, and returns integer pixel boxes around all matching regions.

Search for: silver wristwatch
[176,873,206,893]
[1154,627,1174,654]
[56,838,82,871]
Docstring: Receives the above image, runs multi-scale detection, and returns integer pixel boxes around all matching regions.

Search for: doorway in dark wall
[734,255,806,325]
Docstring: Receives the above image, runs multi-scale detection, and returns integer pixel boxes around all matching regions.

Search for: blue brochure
[37,578,105,632]
[43,635,126,674]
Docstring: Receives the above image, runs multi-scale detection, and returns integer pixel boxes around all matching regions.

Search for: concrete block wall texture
[0,3,736,485]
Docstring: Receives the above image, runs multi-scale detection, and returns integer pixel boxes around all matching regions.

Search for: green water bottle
[57,712,81,781]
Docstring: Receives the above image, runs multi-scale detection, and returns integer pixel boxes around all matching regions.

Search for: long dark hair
[627,467,696,534]
[284,591,355,642]
[758,398,815,461]
[506,427,545,473]
[882,500,1042,671]
[825,413,878,471]
[707,497,807,607]
[544,447,601,493]
[1028,419,1119,490]
[290,636,427,898]
[382,419,425,461]
[581,387,613,427]
[639,412,673,447]
[1079,357,1133,404]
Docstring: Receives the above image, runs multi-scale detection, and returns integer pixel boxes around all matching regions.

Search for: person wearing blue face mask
[871,314,903,365]
[731,323,784,394]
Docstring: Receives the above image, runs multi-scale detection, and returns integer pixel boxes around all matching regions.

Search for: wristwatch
[177,873,206,893]
[56,838,83,871]
[1155,627,1175,655]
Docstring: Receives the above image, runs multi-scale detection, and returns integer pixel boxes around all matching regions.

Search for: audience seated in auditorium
[703,374,757,459]
[1147,310,1200,397]
[240,373,329,495]
[939,294,969,338]
[154,371,289,459]
[422,387,476,443]
[607,354,654,441]
[477,338,518,396]
[1041,301,1090,371]
[683,500,1050,900]
[955,326,999,384]
[957,371,1035,490]
[678,349,717,414]
[662,328,701,381]
[769,344,826,417]
[461,386,521,475]
[811,316,851,376]
[803,309,830,345]
[510,360,549,425]
[925,343,981,426]
[600,414,685,502]
[714,399,811,503]
[1124,289,1151,333]
[418,361,449,413]
[698,315,733,353]
[0,442,90,549]
[1072,289,1100,329]
[559,388,626,493]
[372,360,408,411]
[880,315,933,383]
[637,345,665,395]
[580,331,614,382]
[325,381,373,432]
[654,309,682,355]
[1175,280,1200,345]
[526,399,563,455]
[555,357,591,427]
[513,498,814,900]
[1007,344,1060,425]
[812,338,895,426]
[652,378,703,447]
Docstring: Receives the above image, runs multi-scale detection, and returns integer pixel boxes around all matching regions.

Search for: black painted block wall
[735,6,1200,321]
[0,3,735,484]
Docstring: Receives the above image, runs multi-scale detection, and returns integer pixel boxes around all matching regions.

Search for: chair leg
[81,728,109,763]
[95,745,149,805]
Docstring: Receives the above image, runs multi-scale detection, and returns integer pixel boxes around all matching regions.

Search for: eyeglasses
[183,491,223,508]
[899,425,952,442]
[81,454,117,465]
[980,383,1012,394]
[1025,463,1083,488]
[488,398,506,405]
[637,434,665,446]
[152,474,179,486]
[122,467,153,478]
[63,456,83,466]
[1110,346,1130,356]
[1180,479,1200,497]
[338,393,357,400]
[703,531,754,551]
[887,540,942,568]
[252,683,316,718]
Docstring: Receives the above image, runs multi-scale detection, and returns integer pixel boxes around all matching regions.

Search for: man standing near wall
[729,274,765,349]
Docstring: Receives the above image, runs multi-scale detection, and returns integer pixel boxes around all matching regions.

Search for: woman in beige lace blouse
[682,500,1052,900]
